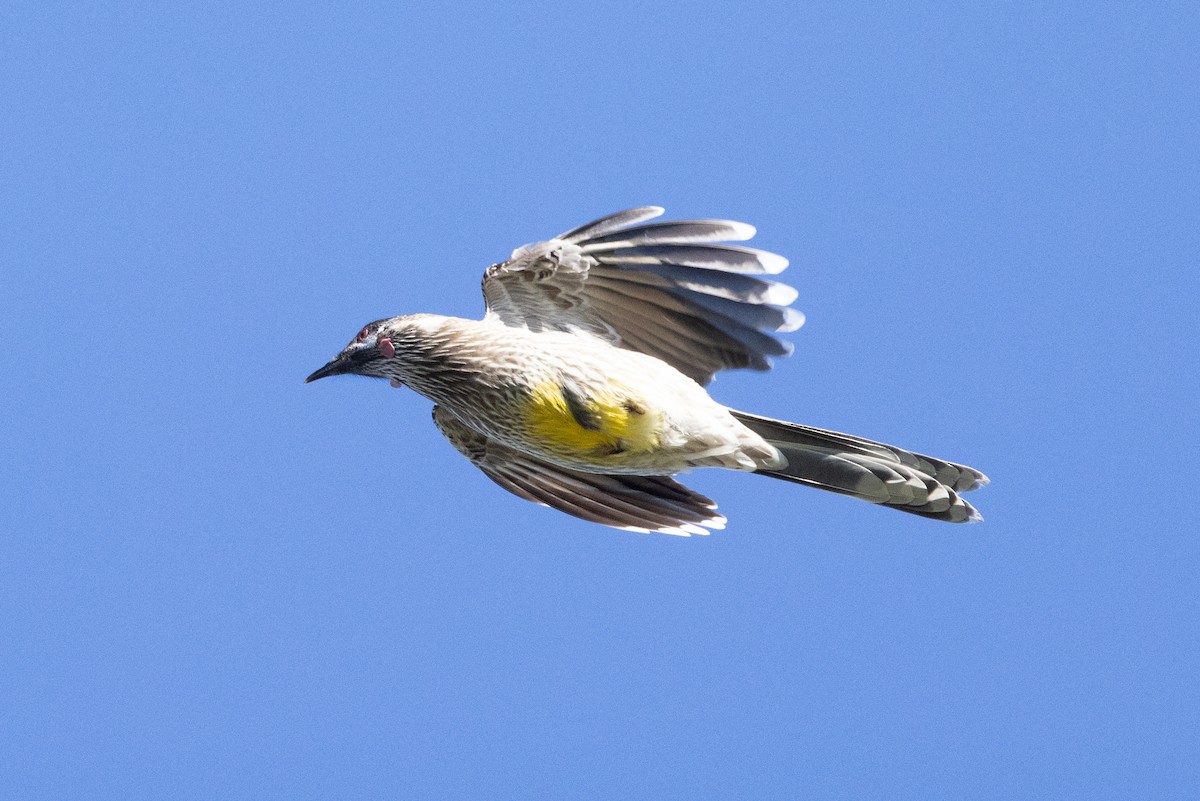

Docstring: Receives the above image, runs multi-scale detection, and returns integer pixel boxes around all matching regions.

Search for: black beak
[305,357,356,383]
[307,341,384,383]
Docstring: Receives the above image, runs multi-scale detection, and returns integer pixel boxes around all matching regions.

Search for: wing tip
[721,220,756,242]
[778,308,806,332]
[764,282,799,306]
[757,250,789,274]
[622,510,727,537]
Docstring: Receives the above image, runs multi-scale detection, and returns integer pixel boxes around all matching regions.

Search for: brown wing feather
[481,207,801,385]
[433,405,725,536]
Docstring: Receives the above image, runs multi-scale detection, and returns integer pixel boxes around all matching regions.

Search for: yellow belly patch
[524,380,659,457]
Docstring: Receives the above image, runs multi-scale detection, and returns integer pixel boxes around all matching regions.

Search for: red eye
[356,327,370,342]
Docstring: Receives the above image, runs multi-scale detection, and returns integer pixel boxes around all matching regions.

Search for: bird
[306,207,987,535]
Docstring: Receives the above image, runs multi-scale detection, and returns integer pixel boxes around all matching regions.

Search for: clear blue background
[3,2,1197,798]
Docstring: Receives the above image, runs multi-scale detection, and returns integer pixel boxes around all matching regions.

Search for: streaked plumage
[307,207,987,534]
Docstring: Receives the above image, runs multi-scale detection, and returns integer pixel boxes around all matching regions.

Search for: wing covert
[481,207,802,385]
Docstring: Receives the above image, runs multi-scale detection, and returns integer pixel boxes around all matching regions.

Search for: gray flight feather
[434,405,725,536]
[481,207,801,385]
[555,206,666,241]
[580,243,788,274]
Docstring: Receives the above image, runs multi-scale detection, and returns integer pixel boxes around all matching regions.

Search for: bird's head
[305,318,403,384]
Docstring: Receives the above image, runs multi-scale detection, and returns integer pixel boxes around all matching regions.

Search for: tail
[732,410,989,523]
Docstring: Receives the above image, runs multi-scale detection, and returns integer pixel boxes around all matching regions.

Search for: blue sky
[3,2,1197,798]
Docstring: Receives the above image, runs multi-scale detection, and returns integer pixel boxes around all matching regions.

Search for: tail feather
[733,410,988,523]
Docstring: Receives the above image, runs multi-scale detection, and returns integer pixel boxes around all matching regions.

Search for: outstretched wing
[481,207,803,385]
[433,406,725,536]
